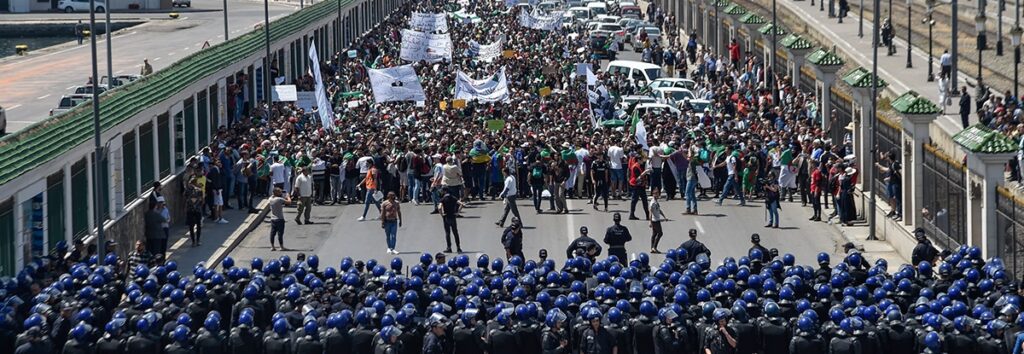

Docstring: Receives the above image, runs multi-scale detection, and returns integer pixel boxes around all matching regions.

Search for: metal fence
[873,115,903,205]
[921,143,968,250]
[799,67,815,93]
[996,186,1024,281]
[829,89,853,144]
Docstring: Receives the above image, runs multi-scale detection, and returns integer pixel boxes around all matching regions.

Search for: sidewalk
[740,0,973,137]
[164,200,269,267]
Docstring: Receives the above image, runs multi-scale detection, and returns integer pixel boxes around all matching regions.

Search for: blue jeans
[718,175,745,204]
[685,178,698,211]
[766,200,780,226]
[225,176,235,202]
[362,189,381,218]
[532,184,544,211]
[383,220,398,249]
[236,182,249,209]
[408,174,421,202]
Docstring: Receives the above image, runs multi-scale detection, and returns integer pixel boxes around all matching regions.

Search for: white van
[586,1,607,16]
[605,60,662,85]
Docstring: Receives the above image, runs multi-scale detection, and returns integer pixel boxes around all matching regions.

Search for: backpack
[397,156,407,172]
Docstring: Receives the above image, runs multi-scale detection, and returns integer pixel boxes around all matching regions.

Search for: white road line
[115,70,123,74]
[37,94,50,100]
[153,57,161,61]
[6,104,22,110]
[9,31,138,66]
[565,199,576,244]
[695,219,705,234]
[168,52,176,56]
[216,35,224,38]
[66,86,76,90]
[10,120,36,124]
[183,47,190,51]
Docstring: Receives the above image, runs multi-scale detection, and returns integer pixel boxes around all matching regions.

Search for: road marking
[10,120,36,124]
[115,70,123,74]
[695,219,705,234]
[65,86,76,90]
[153,57,161,61]
[6,104,21,110]
[37,94,50,100]
[216,35,224,38]
[168,52,176,56]
[171,237,188,251]
[183,47,190,51]
[6,31,138,66]
[565,199,576,244]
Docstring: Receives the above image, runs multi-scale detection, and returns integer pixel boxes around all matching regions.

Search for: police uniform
[566,235,602,261]
[580,325,615,354]
[603,224,632,261]
[452,323,485,354]
[541,328,569,354]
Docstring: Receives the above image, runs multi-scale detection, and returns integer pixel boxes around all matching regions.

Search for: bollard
[15,44,28,55]
[169,12,180,19]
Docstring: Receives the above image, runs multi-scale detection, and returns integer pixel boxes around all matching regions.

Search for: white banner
[468,40,502,62]
[635,119,648,150]
[271,85,297,102]
[454,68,510,103]
[368,65,427,103]
[296,92,316,111]
[409,12,449,33]
[308,41,336,130]
[518,10,563,31]
[400,29,454,63]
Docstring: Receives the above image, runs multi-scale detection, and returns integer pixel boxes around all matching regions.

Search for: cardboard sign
[453,99,467,108]
[439,101,448,110]
[485,119,505,131]
[347,50,357,58]
[502,49,515,58]
[295,91,316,111]
[538,87,552,97]
[271,85,298,102]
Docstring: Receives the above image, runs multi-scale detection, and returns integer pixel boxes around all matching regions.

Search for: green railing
[0,0,350,186]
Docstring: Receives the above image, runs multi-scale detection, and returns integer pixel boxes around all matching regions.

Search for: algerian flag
[635,117,648,150]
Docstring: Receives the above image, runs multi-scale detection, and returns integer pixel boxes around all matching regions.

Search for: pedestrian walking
[185,177,203,246]
[267,187,289,251]
[590,152,610,211]
[764,173,781,228]
[716,145,746,206]
[439,187,464,253]
[496,168,521,227]
[293,167,314,224]
[380,192,402,255]
[940,50,952,79]
[358,163,381,221]
[649,194,667,253]
[628,154,650,220]
[938,76,950,113]
[74,20,86,45]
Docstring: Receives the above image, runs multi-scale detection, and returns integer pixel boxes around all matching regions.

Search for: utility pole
[104,3,112,87]
[907,0,913,67]
[264,0,272,105]
[223,0,229,40]
[952,0,960,93]
[88,0,105,251]
[771,0,779,104]
[868,0,880,241]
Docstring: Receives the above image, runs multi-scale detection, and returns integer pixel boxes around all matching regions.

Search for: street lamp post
[907,0,913,67]
[860,0,865,37]
[977,15,988,80]
[1013,25,1022,98]
[952,0,959,94]
[87,0,105,250]
[868,0,881,241]
[926,14,935,80]
[771,0,779,104]
[104,3,112,87]
[264,0,272,106]
[223,0,229,40]
[999,0,1005,55]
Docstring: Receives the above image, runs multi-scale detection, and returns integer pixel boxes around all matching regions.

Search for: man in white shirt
[292,167,314,224]
[496,168,522,227]
[607,144,625,199]
[270,156,287,192]
[648,140,666,198]
[715,145,745,206]
[939,50,952,80]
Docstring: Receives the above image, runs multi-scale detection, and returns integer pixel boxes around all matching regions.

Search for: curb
[202,199,270,267]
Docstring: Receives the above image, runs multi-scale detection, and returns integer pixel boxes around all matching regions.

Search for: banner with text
[409,12,449,33]
[468,40,503,62]
[454,67,510,103]
[400,29,454,63]
[517,10,563,31]
[308,41,336,130]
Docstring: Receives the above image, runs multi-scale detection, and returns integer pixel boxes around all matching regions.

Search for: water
[0,36,77,58]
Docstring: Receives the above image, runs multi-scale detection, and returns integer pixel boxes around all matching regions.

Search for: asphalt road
[223,36,849,269]
[0,0,297,133]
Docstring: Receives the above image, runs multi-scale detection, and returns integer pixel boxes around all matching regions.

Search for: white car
[631,26,662,51]
[592,23,626,43]
[649,77,698,90]
[568,7,591,22]
[633,103,681,119]
[50,95,92,116]
[651,87,695,105]
[537,1,560,13]
[58,0,105,13]
[684,99,713,118]
[617,95,657,111]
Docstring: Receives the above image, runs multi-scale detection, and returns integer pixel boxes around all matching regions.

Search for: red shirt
[628,161,645,187]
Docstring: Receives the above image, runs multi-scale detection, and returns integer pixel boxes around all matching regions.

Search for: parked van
[586,1,607,17]
[605,60,661,85]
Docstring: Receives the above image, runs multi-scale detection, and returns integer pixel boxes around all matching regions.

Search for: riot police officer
[678,229,710,264]
[453,309,485,354]
[323,311,353,354]
[580,308,615,354]
[422,314,450,354]
[566,227,602,261]
[487,312,521,354]
[195,315,227,354]
[293,321,324,354]
[228,312,259,354]
[631,301,658,354]
[653,308,682,354]
[756,303,791,354]
[877,311,915,354]
[351,309,377,353]
[164,325,195,354]
[603,213,633,262]
[704,309,738,354]
[126,318,160,354]
[788,316,825,354]
[96,319,127,354]
[62,323,94,354]
[376,326,403,354]
[748,234,769,261]
[263,319,292,354]
[911,228,938,265]
[541,309,569,354]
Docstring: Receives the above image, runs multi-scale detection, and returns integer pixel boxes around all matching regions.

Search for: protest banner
[400,29,453,63]
[271,85,297,102]
[409,12,449,33]
[485,119,506,132]
[468,40,502,62]
[367,64,427,103]
[454,68,510,103]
